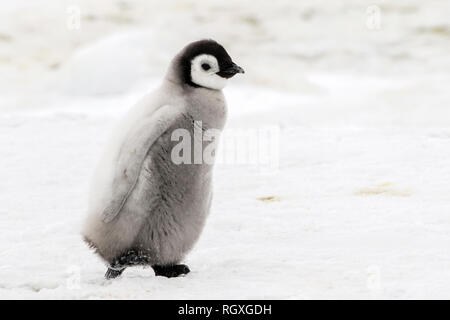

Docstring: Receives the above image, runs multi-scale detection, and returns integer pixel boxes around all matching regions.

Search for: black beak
[217,62,245,79]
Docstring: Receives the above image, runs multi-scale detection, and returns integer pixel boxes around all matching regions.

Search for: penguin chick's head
[176,39,244,90]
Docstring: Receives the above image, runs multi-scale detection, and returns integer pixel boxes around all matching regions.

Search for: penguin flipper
[101,104,181,223]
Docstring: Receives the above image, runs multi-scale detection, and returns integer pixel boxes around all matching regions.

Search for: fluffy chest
[123,87,227,216]
[182,87,228,130]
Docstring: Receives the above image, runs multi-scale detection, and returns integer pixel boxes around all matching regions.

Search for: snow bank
[58,32,149,95]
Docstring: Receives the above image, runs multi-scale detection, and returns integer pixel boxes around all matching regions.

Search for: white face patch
[190,54,228,90]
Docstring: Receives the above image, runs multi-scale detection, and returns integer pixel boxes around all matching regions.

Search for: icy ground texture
[1,0,450,298]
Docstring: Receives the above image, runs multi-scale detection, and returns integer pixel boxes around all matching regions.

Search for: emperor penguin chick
[82,40,244,279]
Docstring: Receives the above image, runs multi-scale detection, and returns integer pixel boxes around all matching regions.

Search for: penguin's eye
[201,63,211,71]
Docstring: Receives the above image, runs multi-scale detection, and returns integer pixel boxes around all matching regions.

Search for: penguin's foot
[110,249,150,269]
[105,267,125,280]
[105,249,150,279]
[152,264,190,278]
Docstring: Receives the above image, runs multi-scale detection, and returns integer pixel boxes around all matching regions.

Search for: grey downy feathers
[82,39,244,279]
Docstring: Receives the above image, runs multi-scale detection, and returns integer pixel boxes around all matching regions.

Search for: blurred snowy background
[1,0,450,299]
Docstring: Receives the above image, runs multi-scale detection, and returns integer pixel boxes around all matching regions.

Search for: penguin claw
[152,264,190,278]
[105,267,125,279]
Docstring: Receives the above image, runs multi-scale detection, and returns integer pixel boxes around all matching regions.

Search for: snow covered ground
[1,0,450,299]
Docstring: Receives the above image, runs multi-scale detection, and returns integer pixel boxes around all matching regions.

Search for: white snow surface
[1,0,450,299]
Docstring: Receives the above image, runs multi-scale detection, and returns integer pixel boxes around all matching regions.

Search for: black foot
[105,267,125,279]
[110,249,150,269]
[104,249,151,279]
[152,264,190,278]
